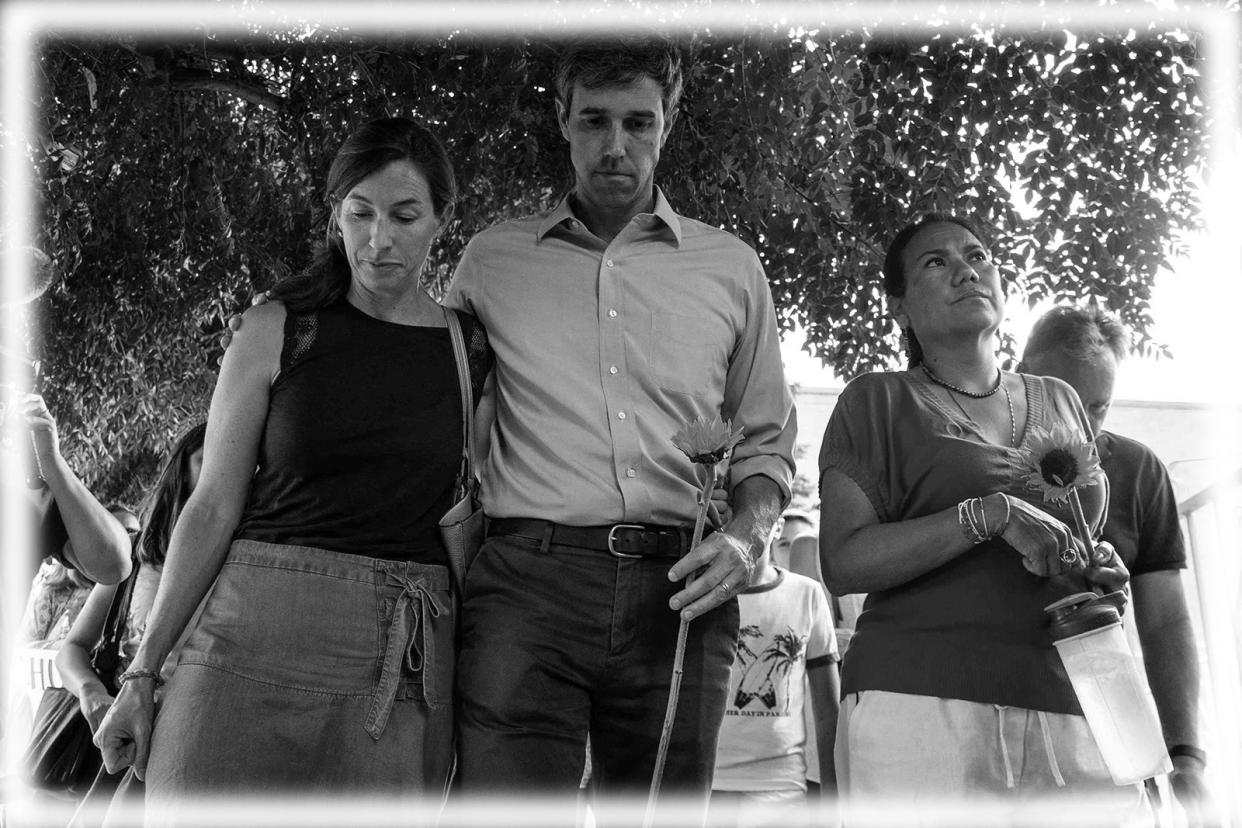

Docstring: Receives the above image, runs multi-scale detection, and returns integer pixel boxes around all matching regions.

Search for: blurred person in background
[774,509,863,653]
[21,506,139,647]
[2,246,129,588]
[4,393,133,588]
[1019,305,1211,826]
[770,510,820,583]
[55,424,205,823]
[57,424,206,735]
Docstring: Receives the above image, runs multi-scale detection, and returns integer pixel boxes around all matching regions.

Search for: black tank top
[235,299,474,563]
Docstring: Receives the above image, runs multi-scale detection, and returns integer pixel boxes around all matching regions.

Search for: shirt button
[626,468,637,478]
[606,259,615,267]
[569,220,578,228]
[617,411,627,420]
[609,365,618,375]
[608,309,617,318]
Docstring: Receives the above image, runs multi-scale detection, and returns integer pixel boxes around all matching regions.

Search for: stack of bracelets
[957,494,1011,544]
[118,668,166,688]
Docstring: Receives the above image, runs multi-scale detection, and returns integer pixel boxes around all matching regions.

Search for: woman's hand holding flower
[1078,540,1131,598]
[998,495,1088,577]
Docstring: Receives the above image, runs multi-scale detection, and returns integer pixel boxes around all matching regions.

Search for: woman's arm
[54,582,118,732]
[819,469,981,594]
[24,394,131,585]
[127,302,282,668]
[94,301,284,777]
[819,469,1085,595]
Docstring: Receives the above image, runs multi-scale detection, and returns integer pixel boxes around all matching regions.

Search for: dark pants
[456,532,739,805]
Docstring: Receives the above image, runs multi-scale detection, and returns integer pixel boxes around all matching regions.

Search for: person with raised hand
[16,393,132,586]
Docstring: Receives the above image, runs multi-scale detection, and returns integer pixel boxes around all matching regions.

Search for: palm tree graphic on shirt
[735,624,763,663]
[733,627,807,713]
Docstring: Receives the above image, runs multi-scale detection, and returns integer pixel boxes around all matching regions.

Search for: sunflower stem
[1067,489,1095,573]
[644,465,716,828]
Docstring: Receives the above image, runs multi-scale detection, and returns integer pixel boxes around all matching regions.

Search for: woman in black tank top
[95,118,488,806]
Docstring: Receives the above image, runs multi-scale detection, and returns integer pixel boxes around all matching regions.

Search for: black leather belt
[488,518,702,559]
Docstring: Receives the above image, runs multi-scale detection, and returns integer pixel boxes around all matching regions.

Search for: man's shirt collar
[535,187,683,246]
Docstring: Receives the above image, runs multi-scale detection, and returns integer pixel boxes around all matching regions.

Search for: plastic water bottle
[1045,592,1172,785]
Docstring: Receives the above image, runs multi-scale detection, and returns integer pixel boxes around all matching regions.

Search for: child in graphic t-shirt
[709,541,841,827]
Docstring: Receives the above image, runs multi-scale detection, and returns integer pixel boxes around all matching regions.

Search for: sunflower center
[1038,448,1080,488]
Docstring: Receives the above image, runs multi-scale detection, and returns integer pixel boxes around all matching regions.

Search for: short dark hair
[555,35,684,115]
[270,117,456,313]
[781,509,814,527]
[1022,306,1129,366]
[881,213,990,368]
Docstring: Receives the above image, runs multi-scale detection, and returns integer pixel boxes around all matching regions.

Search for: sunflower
[1021,424,1101,504]
[671,416,745,466]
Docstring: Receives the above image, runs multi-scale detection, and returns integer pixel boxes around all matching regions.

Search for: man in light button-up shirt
[446,37,796,807]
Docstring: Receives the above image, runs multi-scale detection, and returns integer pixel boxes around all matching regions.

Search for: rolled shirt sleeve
[720,248,796,506]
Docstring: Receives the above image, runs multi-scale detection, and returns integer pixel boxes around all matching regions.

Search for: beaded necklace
[921,363,1001,398]
[922,364,1016,447]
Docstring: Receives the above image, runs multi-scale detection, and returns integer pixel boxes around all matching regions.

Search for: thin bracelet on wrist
[118,668,165,688]
[974,497,989,538]
[994,493,1012,535]
[958,499,987,544]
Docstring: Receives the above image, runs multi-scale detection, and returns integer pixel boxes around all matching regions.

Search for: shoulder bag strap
[443,308,476,498]
[91,555,139,687]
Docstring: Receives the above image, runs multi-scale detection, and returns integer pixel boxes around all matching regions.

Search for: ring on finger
[718,582,730,595]
[1059,548,1077,565]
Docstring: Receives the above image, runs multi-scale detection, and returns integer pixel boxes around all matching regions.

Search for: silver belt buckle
[607,524,646,558]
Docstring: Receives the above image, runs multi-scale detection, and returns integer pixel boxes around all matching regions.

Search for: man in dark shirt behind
[1020,305,1211,826]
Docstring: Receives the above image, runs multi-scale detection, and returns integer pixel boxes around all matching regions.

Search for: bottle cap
[1045,592,1121,641]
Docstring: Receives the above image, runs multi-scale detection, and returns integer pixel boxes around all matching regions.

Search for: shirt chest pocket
[647,310,728,398]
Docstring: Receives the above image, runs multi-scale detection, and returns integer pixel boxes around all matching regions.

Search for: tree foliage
[24,21,1207,503]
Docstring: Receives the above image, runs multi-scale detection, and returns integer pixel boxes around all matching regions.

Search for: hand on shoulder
[217,291,279,360]
[218,297,285,384]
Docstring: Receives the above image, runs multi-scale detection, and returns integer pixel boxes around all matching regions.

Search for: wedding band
[718,582,730,595]
[1059,548,1077,565]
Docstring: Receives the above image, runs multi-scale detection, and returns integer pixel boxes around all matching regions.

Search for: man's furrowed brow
[576,105,658,118]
